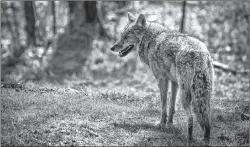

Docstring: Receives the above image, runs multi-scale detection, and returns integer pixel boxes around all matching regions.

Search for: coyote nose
[110,46,115,51]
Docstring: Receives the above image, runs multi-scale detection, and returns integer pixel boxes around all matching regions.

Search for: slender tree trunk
[52,1,56,35]
[247,10,250,77]
[180,1,186,33]
[24,1,36,46]
[11,3,21,48]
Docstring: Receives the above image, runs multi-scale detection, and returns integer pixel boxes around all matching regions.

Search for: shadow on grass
[113,121,181,133]
[113,121,204,146]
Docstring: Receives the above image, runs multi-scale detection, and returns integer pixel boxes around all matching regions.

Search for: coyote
[110,12,214,144]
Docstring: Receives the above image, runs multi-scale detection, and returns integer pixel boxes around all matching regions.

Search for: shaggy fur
[110,12,214,144]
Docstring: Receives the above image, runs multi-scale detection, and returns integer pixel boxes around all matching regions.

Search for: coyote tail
[191,69,213,143]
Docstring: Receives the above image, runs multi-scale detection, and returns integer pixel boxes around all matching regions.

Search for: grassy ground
[1,68,249,146]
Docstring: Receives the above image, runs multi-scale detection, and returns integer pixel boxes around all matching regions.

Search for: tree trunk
[11,3,21,48]
[49,1,99,80]
[24,1,36,46]
[51,1,56,35]
[180,1,186,33]
[247,10,250,77]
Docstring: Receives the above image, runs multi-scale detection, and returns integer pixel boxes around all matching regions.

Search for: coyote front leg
[151,61,169,128]
[167,81,178,124]
[157,77,169,128]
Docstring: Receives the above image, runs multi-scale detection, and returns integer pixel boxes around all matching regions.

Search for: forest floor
[1,68,249,146]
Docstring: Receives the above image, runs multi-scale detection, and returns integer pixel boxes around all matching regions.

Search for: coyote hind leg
[167,81,178,125]
[180,87,193,142]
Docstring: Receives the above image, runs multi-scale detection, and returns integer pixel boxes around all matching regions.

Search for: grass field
[1,69,249,146]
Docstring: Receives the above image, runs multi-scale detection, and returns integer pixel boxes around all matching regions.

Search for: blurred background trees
[1,1,249,83]
[49,1,99,80]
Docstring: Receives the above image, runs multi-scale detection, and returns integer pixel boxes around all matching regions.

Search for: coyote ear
[128,12,136,22]
[136,14,146,27]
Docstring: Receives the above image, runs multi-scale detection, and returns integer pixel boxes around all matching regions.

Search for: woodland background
[1,1,249,146]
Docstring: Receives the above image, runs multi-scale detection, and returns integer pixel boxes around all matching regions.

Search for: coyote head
[110,12,147,57]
